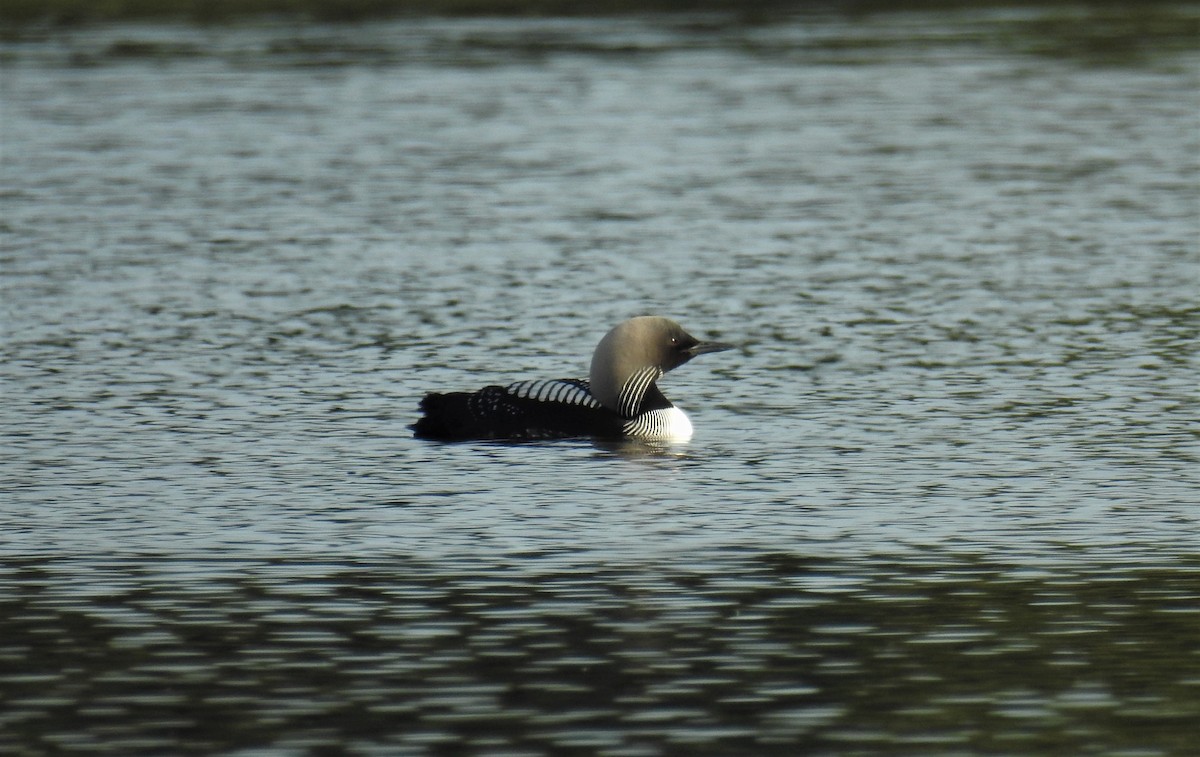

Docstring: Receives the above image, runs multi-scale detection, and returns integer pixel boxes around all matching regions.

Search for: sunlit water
[2,8,1199,755]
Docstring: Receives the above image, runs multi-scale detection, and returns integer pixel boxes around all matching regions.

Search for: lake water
[2,7,1199,755]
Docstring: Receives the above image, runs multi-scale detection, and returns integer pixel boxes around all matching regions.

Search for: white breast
[623,406,693,442]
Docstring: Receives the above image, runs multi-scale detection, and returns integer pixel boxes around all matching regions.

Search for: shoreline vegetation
[1,0,1193,25]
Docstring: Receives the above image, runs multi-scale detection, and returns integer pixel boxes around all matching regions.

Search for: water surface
[2,8,1199,755]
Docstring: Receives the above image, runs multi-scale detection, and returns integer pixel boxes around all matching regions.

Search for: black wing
[412,379,625,441]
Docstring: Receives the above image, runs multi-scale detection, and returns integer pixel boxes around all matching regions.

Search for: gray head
[588,316,733,418]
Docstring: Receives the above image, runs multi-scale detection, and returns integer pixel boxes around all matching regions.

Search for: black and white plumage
[412,316,732,442]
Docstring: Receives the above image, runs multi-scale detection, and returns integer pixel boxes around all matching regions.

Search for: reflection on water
[2,5,1199,755]
[3,554,1198,754]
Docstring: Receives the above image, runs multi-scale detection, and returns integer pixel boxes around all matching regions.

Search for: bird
[412,316,732,441]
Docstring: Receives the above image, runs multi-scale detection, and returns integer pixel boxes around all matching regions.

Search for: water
[3,8,1199,755]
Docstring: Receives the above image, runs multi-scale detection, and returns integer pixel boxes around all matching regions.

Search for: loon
[412,316,732,442]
